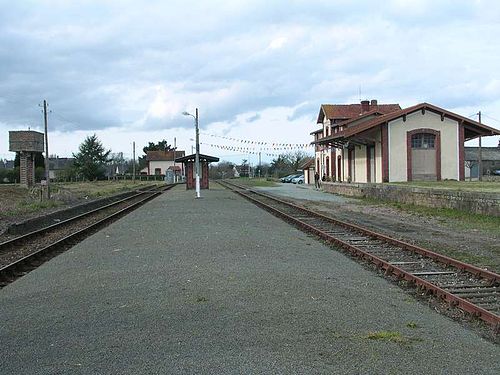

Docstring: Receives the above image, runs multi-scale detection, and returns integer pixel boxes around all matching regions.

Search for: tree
[269,154,293,177]
[287,151,309,172]
[239,159,250,177]
[464,160,477,181]
[142,139,173,154]
[107,152,127,177]
[73,134,111,181]
[209,161,235,179]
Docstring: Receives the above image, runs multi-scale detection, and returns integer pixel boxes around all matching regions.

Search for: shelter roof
[299,158,314,169]
[175,153,220,163]
[310,128,323,135]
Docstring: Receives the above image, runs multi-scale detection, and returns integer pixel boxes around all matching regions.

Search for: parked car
[291,175,304,184]
[280,174,295,183]
[492,169,500,176]
[282,174,302,183]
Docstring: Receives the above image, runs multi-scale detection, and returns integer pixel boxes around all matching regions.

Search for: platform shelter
[175,153,219,190]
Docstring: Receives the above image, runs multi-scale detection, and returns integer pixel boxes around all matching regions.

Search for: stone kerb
[321,182,500,216]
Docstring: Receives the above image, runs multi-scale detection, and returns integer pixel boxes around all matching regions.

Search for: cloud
[1,0,500,159]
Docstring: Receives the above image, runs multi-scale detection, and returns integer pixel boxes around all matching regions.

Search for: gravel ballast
[0,185,498,374]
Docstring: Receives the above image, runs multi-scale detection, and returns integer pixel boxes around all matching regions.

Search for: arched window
[411,133,436,149]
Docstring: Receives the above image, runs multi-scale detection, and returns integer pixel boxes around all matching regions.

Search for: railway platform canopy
[0,185,498,374]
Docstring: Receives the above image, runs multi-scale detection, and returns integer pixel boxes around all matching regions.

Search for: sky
[1,0,500,166]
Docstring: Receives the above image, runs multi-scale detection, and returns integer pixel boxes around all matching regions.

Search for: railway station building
[311,101,500,182]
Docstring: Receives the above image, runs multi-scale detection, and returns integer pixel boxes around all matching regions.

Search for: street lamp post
[183,108,201,198]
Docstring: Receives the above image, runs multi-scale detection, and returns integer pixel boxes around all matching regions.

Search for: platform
[0,185,498,374]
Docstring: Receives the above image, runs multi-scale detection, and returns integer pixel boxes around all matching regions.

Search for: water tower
[9,130,44,187]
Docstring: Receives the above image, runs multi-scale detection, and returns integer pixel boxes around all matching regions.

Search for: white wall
[354,145,367,183]
[388,111,459,182]
[149,160,176,174]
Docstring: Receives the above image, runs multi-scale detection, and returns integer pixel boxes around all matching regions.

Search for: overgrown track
[0,185,174,287]
[218,180,500,329]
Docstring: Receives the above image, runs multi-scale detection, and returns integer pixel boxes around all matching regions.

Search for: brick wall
[322,182,500,217]
[19,152,35,187]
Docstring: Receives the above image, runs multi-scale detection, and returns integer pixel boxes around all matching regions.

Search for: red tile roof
[146,150,185,161]
[317,103,401,124]
[343,102,500,139]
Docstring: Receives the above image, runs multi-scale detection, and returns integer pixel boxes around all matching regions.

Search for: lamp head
[182,111,190,116]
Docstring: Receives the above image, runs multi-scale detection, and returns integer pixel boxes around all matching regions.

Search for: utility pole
[258,151,261,178]
[43,100,50,199]
[478,111,482,181]
[183,108,201,198]
[195,108,201,198]
[173,137,176,182]
[132,141,136,182]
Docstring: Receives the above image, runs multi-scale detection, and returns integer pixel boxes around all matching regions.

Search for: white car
[291,175,304,184]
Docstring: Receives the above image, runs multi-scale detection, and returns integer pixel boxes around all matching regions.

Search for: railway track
[0,184,174,287]
[218,180,500,329]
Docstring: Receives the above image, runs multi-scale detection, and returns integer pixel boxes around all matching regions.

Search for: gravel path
[0,185,498,374]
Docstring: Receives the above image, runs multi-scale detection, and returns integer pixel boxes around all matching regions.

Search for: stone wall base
[321,182,500,217]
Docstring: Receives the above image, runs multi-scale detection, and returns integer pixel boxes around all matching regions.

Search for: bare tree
[464,160,477,181]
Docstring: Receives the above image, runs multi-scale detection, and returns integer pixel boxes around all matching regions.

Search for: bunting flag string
[198,142,308,157]
[200,132,313,148]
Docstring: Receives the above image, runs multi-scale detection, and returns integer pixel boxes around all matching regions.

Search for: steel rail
[0,185,168,252]
[218,180,500,328]
[0,185,172,286]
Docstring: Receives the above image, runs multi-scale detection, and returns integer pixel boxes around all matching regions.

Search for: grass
[0,180,160,218]
[4,199,62,216]
[53,180,159,199]
[358,198,500,234]
[234,177,278,187]
[389,180,500,193]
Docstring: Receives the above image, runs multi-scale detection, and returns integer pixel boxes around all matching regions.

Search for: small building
[48,157,74,180]
[312,102,500,182]
[140,150,185,178]
[175,154,220,190]
[300,158,315,185]
[464,147,500,178]
[0,160,15,169]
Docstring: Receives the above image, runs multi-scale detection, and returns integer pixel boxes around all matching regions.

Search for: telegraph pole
[173,137,177,182]
[478,111,482,181]
[258,151,261,178]
[132,141,136,182]
[43,100,50,199]
[195,108,201,198]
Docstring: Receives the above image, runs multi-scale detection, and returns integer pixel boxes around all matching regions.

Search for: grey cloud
[247,114,261,122]
[1,0,500,136]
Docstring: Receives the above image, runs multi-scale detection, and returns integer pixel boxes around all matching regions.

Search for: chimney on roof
[370,99,378,107]
[361,100,370,112]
